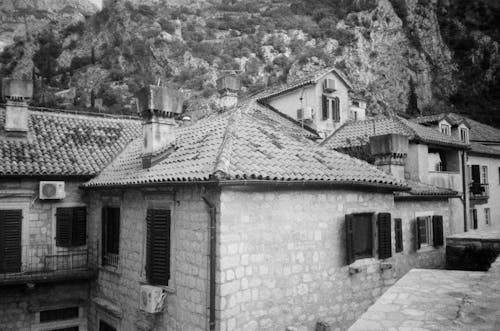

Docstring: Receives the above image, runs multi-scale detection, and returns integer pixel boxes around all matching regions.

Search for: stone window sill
[99,265,121,276]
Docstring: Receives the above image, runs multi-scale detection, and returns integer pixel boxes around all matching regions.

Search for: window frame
[145,208,172,287]
[31,306,86,331]
[101,206,121,268]
[415,213,444,250]
[460,127,469,143]
[485,208,491,226]
[440,123,451,136]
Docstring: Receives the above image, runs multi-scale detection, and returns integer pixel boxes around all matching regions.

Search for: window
[34,306,83,331]
[102,207,120,267]
[481,165,488,184]
[99,320,117,331]
[394,218,403,253]
[146,208,171,286]
[440,123,451,136]
[56,207,86,247]
[485,208,490,225]
[321,95,340,122]
[40,307,79,323]
[471,209,478,229]
[345,213,392,264]
[0,209,22,273]
[460,127,469,143]
[416,215,443,249]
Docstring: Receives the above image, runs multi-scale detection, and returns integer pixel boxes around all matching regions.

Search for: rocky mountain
[0,0,499,126]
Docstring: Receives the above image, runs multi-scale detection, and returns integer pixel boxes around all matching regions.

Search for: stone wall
[217,187,449,331]
[0,283,89,330]
[86,186,217,331]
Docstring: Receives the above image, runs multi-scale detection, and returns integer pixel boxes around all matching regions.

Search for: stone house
[414,113,500,231]
[79,83,454,331]
[321,115,470,236]
[0,79,140,330]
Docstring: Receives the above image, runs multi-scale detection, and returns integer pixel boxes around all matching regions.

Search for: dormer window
[440,123,451,136]
[322,95,340,122]
[460,127,469,143]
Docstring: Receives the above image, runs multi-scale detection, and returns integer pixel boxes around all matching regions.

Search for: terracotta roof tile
[395,179,458,198]
[0,108,141,177]
[322,116,469,150]
[85,101,405,190]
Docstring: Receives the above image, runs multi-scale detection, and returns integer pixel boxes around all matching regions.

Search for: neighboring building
[79,85,452,331]
[414,113,500,231]
[257,67,365,139]
[0,79,141,330]
[321,116,470,235]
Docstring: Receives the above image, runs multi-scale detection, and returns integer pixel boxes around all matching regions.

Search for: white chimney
[137,85,184,168]
[369,134,409,180]
[217,74,241,110]
[2,79,33,134]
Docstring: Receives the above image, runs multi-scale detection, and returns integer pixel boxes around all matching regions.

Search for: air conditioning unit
[39,181,65,200]
[140,285,167,314]
[297,107,313,121]
[323,78,336,93]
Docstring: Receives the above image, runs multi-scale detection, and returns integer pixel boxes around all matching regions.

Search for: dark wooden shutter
[345,214,354,265]
[101,207,108,263]
[377,213,392,259]
[394,218,403,253]
[416,217,427,250]
[432,215,444,247]
[0,209,22,273]
[322,95,328,120]
[108,207,120,254]
[471,165,480,183]
[56,208,73,247]
[146,209,171,286]
[72,207,87,246]
[333,97,340,122]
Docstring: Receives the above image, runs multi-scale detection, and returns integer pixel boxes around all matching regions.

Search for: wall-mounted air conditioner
[323,79,336,93]
[39,181,65,200]
[297,107,313,121]
[140,285,167,314]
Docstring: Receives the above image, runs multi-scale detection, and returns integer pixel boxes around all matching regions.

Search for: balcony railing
[0,243,97,285]
[102,253,119,267]
[469,182,489,200]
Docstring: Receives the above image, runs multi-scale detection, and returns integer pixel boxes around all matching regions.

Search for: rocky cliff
[0,0,498,125]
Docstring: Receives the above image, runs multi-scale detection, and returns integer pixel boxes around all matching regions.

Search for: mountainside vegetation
[0,0,499,127]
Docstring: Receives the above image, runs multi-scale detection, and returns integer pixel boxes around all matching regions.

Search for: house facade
[414,113,500,231]
[0,79,140,330]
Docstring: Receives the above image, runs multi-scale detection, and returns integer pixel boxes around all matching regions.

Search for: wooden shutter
[72,207,87,246]
[377,213,392,259]
[101,207,108,263]
[416,217,427,250]
[0,209,22,273]
[394,218,403,253]
[146,209,171,286]
[471,165,480,183]
[56,208,73,247]
[333,97,340,122]
[345,214,354,265]
[322,95,328,120]
[108,207,120,254]
[432,215,444,247]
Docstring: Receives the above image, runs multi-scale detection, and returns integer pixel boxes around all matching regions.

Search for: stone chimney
[369,134,409,180]
[136,85,184,168]
[2,79,33,135]
[216,74,241,110]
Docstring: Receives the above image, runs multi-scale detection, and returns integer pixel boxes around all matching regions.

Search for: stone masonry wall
[87,186,217,331]
[217,187,449,331]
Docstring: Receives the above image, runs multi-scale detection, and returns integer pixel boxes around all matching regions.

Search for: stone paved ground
[348,258,500,331]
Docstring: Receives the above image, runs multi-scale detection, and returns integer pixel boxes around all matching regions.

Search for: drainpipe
[202,196,216,331]
[461,150,468,232]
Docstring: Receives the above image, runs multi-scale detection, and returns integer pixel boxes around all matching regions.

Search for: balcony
[0,244,97,286]
[469,182,489,204]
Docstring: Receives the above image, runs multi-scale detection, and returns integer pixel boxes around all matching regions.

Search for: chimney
[216,74,241,110]
[136,85,184,168]
[2,79,33,135]
[369,134,409,180]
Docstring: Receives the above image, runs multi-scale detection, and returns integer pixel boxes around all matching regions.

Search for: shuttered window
[322,95,328,120]
[146,209,171,286]
[345,213,373,265]
[432,215,444,247]
[0,209,22,273]
[332,97,340,122]
[102,207,120,266]
[377,213,392,259]
[56,207,86,247]
[415,216,428,250]
[394,218,403,253]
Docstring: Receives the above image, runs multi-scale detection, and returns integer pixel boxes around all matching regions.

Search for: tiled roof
[255,66,353,102]
[321,116,470,150]
[0,108,141,177]
[469,142,500,158]
[413,112,500,143]
[84,101,406,190]
[395,180,458,199]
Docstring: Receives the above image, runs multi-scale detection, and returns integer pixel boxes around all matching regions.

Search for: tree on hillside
[32,30,62,84]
